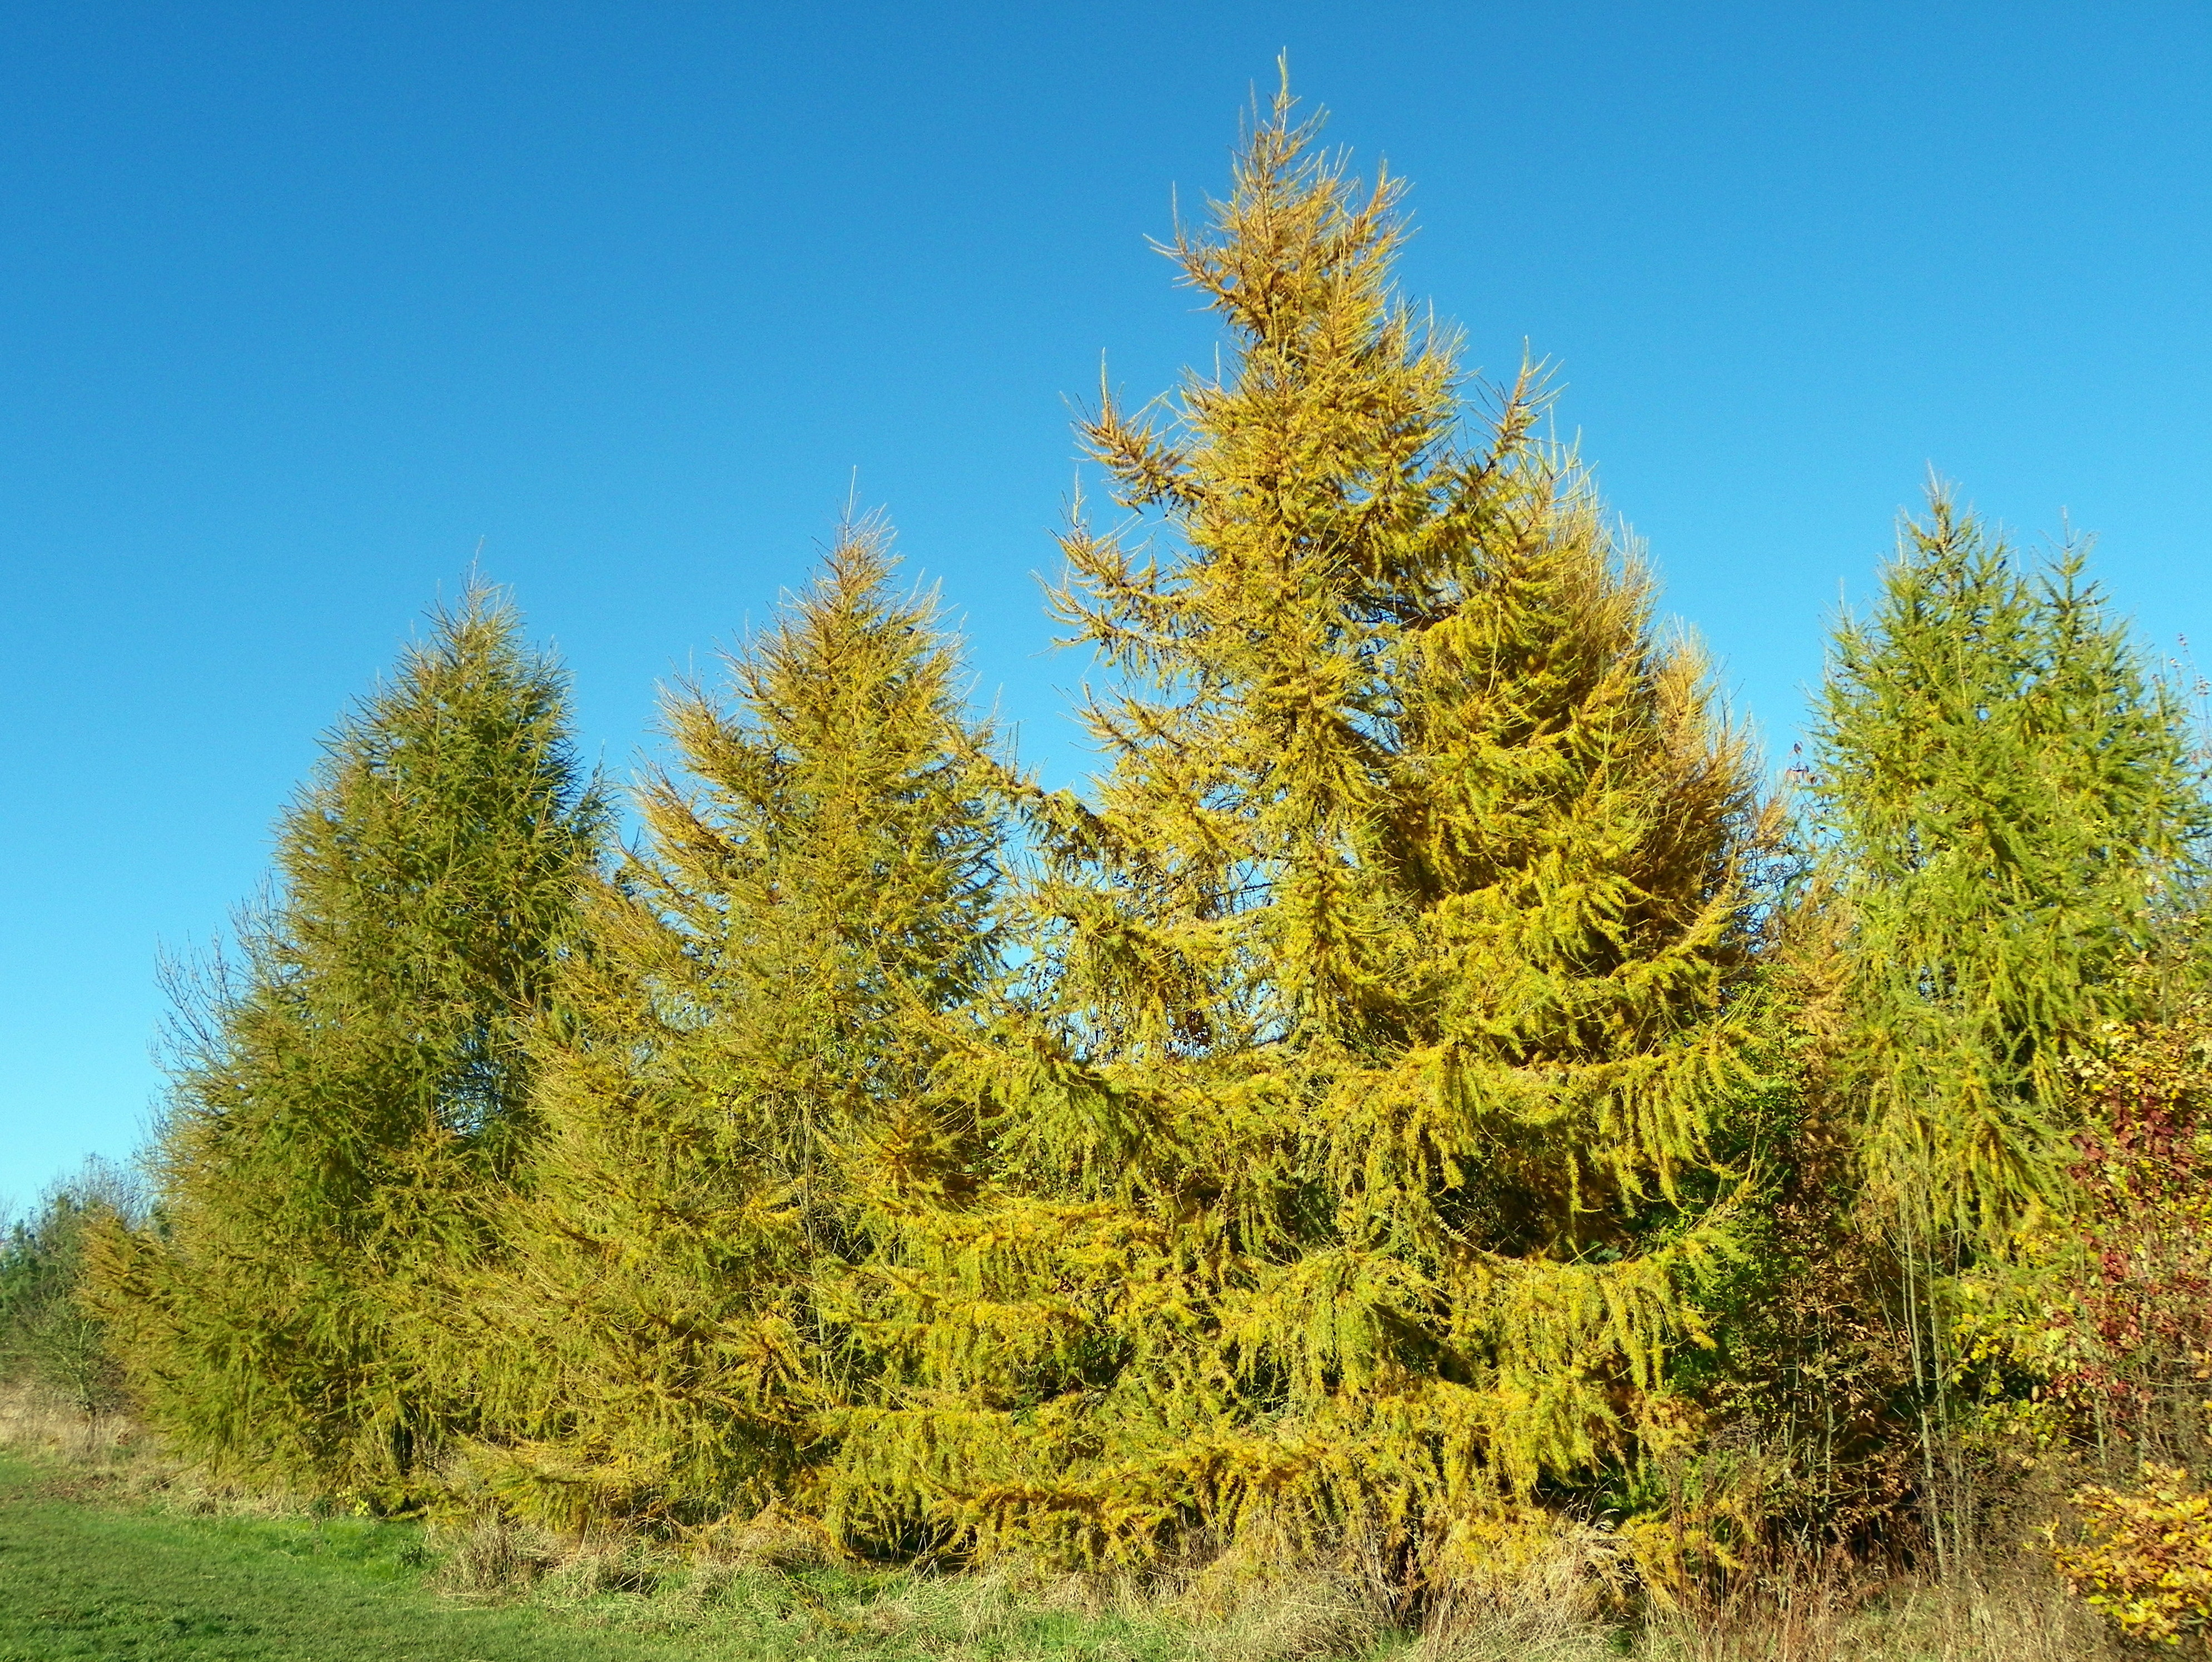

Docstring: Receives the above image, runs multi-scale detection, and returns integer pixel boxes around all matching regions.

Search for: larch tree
[1812,487,2206,1244]
[454,522,1005,1535]
[86,582,607,1502]
[1806,486,2208,1570]
[834,85,1778,1584]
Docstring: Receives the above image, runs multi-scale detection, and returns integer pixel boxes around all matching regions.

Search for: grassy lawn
[0,1451,1229,1662]
[0,1451,710,1660]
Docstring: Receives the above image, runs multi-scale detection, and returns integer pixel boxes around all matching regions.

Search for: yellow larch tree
[832,83,1776,1586]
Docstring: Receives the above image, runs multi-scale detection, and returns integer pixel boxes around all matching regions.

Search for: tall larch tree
[454,522,1005,1534]
[834,85,1777,1585]
[86,582,607,1502]
[1812,487,2207,1244]
[1806,486,2208,1569]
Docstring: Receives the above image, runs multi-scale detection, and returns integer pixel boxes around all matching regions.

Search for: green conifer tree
[833,86,1776,1582]
[1807,487,2208,1568]
[1811,487,2206,1244]
[87,582,605,1501]
[455,522,1004,1534]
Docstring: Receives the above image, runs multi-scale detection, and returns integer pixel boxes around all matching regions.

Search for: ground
[0,1450,1237,1662]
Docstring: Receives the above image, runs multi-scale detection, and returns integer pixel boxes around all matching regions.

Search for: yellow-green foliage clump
[2057,1463,2212,1646]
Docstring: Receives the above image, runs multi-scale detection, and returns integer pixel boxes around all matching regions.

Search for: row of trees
[39,90,2212,1611]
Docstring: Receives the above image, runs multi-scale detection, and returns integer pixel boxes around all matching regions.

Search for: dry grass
[1551,1558,2114,1662]
[0,1375,318,1524]
[0,1374,138,1465]
[1381,1530,2120,1662]
[432,1512,564,1596]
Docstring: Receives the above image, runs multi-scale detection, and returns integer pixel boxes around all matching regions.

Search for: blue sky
[2,2,2207,1208]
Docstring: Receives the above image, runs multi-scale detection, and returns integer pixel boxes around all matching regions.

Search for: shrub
[2056,1462,2212,1646]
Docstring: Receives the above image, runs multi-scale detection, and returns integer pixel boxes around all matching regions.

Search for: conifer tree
[455,522,1003,1533]
[86,582,605,1500]
[1810,488,2206,1245]
[1807,488,2207,1568]
[834,86,1776,1580]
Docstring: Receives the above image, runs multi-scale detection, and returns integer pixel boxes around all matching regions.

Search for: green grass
[0,1451,714,1660]
[0,1450,1306,1662]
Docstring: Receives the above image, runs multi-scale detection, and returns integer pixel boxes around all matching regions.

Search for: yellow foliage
[2055,1462,2212,1645]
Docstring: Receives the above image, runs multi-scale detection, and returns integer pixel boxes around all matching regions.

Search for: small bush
[2055,1461,2212,1645]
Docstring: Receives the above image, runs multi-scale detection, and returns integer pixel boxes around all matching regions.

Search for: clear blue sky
[3,2,2206,1209]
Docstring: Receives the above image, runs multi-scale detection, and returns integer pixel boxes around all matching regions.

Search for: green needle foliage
[455,522,1005,1535]
[1810,486,2209,1247]
[1805,488,2209,1575]
[86,582,607,1503]
[833,86,1777,1583]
